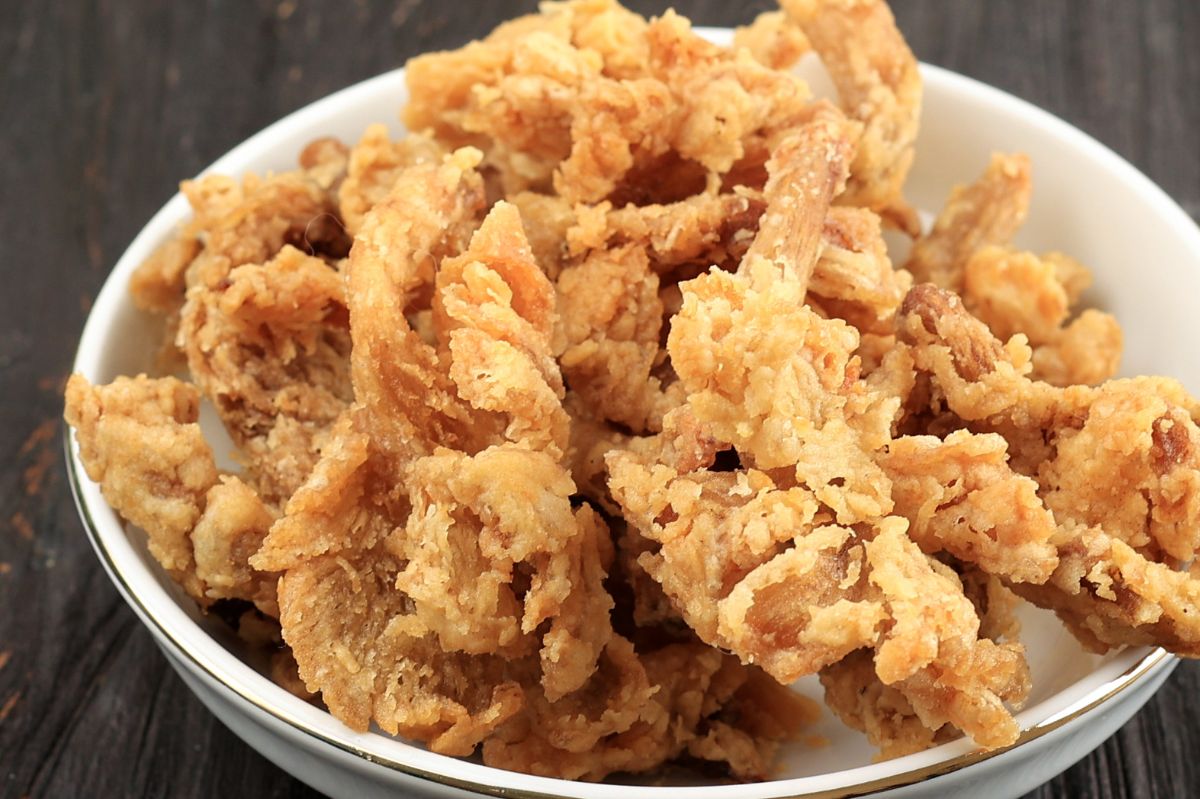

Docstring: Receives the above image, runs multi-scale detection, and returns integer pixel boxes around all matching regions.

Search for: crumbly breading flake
[66,374,278,611]
[962,246,1122,386]
[782,0,922,232]
[733,10,811,70]
[904,153,1031,291]
[180,245,352,505]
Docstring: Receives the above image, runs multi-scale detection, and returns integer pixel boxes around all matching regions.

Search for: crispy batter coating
[820,649,945,760]
[338,124,444,235]
[963,246,1122,386]
[65,375,277,611]
[67,375,217,600]
[1030,309,1123,387]
[556,242,675,432]
[864,523,1029,749]
[347,148,494,468]
[192,476,279,615]
[900,283,1200,653]
[733,10,811,70]
[434,201,571,458]
[1038,385,1200,562]
[130,235,202,314]
[670,264,897,521]
[782,0,922,232]
[567,191,766,276]
[810,206,913,334]
[1012,527,1200,655]
[882,430,1059,584]
[609,447,885,681]
[905,154,1031,291]
[406,0,814,204]
[276,540,527,752]
[483,641,815,780]
[180,245,352,504]
[130,157,349,379]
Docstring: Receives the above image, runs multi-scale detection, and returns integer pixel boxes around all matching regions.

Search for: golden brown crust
[733,11,811,70]
[180,245,352,504]
[905,154,1031,291]
[782,0,922,232]
[65,374,277,611]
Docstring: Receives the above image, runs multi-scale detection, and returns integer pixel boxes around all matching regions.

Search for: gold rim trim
[66,430,1175,798]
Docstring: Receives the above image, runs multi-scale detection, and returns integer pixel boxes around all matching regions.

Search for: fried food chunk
[820,649,945,760]
[782,0,922,232]
[406,1,814,204]
[905,154,1031,291]
[962,246,1122,386]
[741,109,854,284]
[865,524,1029,749]
[338,124,444,235]
[192,476,279,615]
[130,160,349,379]
[609,448,885,681]
[612,430,1029,748]
[810,206,913,334]
[130,235,202,314]
[882,429,1059,584]
[255,152,631,765]
[733,10,811,70]
[1030,309,1124,387]
[1038,385,1200,562]
[484,641,816,781]
[393,446,613,700]
[180,245,352,504]
[556,242,674,432]
[434,201,571,458]
[899,283,1200,653]
[67,375,217,600]
[1012,528,1200,655]
[65,374,277,611]
[274,537,527,751]
[670,264,897,520]
[666,117,899,522]
[347,147,493,466]
[567,190,766,276]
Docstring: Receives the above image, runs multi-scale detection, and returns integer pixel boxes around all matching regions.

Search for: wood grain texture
[1,1,1196,797]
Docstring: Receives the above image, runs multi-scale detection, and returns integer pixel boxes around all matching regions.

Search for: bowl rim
[66,28,1198,798]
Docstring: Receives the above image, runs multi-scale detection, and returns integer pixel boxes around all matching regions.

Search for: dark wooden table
[3,1,1197,796]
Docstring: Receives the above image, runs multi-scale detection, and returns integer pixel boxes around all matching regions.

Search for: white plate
[67,26,1199,799]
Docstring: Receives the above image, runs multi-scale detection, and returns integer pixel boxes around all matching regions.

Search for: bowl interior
[70,27,1199,798]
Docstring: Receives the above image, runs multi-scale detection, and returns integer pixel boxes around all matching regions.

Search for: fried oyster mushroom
[252,150,804,778]
[782,0,923,233]
[405,0,815,203]
[898,283,1200,654]
[902,153,1122,386]
[65,374,278,613]
[609,111,1029,753]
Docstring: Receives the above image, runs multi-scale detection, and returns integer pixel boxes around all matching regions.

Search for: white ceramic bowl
[67,27,1200,799]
